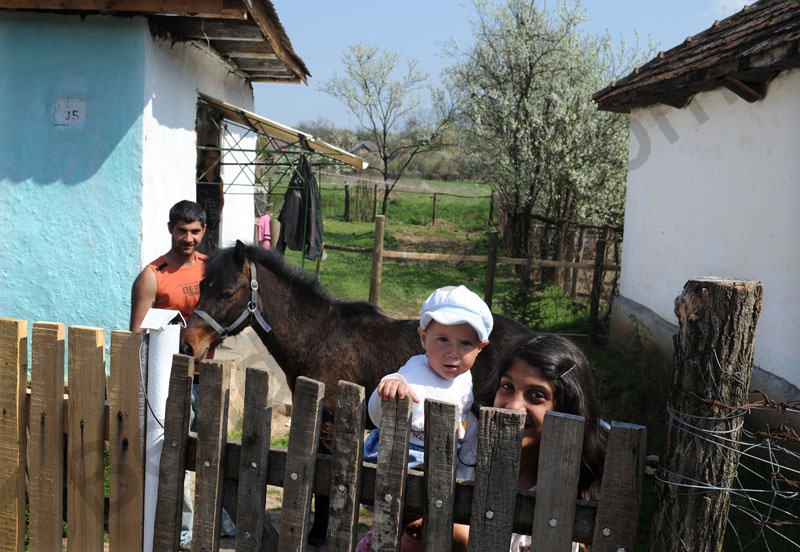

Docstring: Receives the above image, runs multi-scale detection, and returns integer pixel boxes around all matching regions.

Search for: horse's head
[180,240,264,361]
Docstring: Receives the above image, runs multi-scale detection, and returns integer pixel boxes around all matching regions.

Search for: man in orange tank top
[129,200,207,333]
[128,200,237,547]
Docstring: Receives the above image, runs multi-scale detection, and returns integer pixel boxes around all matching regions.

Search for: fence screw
[171,440,178,448]
[250,461,257,469]
[548,518,558,527]
[434,499,443,509]
[384,494,393,502]
[290,472,298,480]
[204,460,211,468]
[602,527,612,537]
[485,511,494,519]
[338,484,346,492]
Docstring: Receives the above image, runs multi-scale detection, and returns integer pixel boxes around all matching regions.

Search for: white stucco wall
[140,34,257,267]
[619,68,800,388]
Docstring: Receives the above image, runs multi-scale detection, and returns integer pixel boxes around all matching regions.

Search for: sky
[255,0,752,130]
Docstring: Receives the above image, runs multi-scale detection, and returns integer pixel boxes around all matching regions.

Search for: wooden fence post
[344,184,351,222]
[326,382,367,551]
[67,326,107,551]
[588,227,609,346]
[369,215,386,306]
[432,193,438,226]
[649,278,763,552]
[278,377,324,551]
[29,322,66,552]
[0,318,27,550]
[236,366,272,552]
[153,354,195,551]
[372,184,379,221]
[108,330,145,552]
[484,230,499,309]
[193,359,232,550]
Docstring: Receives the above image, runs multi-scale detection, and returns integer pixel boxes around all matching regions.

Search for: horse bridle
[193,260,272,339]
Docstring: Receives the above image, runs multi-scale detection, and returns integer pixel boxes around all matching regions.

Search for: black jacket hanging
[276,155,323,260]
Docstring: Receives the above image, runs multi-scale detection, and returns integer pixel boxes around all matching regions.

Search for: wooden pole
[432,193,438,226]
[344,184,351,222]
[372,184,378,222]
[0,318,27,550]
[369,215,386,305]
[587,227,609,346]
[569,226,587,300]
[649,278,763,552]
[484,230,498,309]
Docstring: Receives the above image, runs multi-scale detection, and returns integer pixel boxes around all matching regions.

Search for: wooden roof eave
[242,0,309,83]
[1,0,310,85]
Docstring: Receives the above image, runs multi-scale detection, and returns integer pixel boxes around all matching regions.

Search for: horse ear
[234,240,248,267]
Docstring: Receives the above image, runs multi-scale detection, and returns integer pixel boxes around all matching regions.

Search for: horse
[180,240,535,543]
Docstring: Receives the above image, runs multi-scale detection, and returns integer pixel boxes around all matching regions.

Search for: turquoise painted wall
[0,13,144,339]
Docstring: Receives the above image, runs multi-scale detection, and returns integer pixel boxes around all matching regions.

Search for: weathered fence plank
[532,411,585,550]
[592,422,647,552]
[66,326,106,552]
[153,354,195,551]
[467,407,525,552]
[235,365,271,552]
[278,376,324,551]
[108,330,145,552]
[0,318,27,552]
[28,322,64,552]
[326,381,367,552]
[422,400,458,551]
[194,359,231,552]
[371,396,413,551]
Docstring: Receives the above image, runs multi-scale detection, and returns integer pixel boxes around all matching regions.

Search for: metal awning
[198,92,368,170]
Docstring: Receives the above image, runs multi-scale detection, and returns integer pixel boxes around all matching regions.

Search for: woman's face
[493,359,556,451]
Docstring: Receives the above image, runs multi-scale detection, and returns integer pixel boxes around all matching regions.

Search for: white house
[0,1,365,337]
[593,0,800,408]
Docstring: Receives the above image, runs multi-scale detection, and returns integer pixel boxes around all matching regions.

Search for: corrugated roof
[199,93,368,170]
[1,0,310,84]
[593,0,800,113]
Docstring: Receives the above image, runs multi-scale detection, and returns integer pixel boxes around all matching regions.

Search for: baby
[364,285,493,470]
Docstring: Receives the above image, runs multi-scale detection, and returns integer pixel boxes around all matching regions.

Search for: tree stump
[649,278,763,552]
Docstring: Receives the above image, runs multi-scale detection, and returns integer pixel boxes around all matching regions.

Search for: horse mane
[206,243,390,319]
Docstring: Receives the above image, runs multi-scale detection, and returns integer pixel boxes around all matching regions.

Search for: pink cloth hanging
[256,214,271,249]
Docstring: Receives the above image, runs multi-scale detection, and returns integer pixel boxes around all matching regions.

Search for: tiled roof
[593,0,800,112]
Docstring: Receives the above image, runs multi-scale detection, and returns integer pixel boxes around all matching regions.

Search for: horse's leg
[308,417,335,545]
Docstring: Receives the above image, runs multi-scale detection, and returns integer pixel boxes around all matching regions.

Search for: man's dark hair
[169,200,207,226]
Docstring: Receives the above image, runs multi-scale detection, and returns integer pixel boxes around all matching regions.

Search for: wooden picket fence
[0,318,647,551]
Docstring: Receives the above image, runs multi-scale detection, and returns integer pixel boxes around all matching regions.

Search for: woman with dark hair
[395,333,606,551]
[484,333,605,500]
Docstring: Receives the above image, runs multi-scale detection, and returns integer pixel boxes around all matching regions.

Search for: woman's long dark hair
[496,333,606,501]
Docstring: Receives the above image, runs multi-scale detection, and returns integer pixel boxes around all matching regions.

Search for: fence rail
[1,317,647,551]
[325,216,620,345]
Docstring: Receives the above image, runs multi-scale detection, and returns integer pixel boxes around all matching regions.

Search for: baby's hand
[377,377,420,403]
